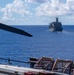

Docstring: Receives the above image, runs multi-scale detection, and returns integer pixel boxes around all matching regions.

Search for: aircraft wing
[0,23,33,37]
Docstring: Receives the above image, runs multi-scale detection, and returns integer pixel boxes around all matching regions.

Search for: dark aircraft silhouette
[0,23,32,37]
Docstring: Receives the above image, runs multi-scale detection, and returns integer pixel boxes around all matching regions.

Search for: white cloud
[36,0,74,16]
[1,0,74,25]
[27,0,48,3]
[1,0,31,21]
[66,0,74,13]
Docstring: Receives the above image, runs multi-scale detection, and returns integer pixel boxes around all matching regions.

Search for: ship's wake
[60,30,74,36]
[47,29,74,36]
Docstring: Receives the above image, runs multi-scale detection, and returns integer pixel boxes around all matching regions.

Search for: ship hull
[49,28,63,32]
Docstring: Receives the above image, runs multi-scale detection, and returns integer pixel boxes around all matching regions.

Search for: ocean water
[0,25,74,66]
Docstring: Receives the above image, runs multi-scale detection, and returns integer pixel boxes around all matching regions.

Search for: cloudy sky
[0,0,74,25]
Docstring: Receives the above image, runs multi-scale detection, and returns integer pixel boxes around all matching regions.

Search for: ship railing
[0,57,38,67]
[0,57,30,67]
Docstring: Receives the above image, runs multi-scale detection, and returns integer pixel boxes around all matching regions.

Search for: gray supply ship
[49,18,63,31]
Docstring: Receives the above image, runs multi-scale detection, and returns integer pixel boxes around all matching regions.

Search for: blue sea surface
[0,25,74,66]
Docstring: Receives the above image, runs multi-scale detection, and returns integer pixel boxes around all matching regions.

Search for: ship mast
[56,17,58,22]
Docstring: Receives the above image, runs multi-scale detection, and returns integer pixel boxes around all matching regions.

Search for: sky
[0,0,74,25]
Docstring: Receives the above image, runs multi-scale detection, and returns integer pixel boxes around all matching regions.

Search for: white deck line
[0,64,69,75]
[0,64,51,75]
